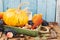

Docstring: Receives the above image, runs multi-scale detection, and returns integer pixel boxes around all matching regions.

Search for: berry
[0,28,3,32]
[42,20,49,26]
[28,20,34,26]
[0,20,4,25]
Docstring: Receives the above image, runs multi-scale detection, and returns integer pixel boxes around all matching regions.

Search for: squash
[0,12,4,19]
[32,14,43,29]
[3,2,29,27]
[4,25,39,37]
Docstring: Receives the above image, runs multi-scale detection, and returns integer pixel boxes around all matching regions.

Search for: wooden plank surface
[21,0,37,15]
[46,0,56,22]
[3,0,20,11]
[0,23,60,40]
[0,0,3,12]
[2,0,56,22]
[37,0,47,20]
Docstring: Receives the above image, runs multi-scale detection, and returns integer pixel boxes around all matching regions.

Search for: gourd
[3,2,29,27]
[4,25,39,37]
[32,14,43,29]
[0,12,4,19]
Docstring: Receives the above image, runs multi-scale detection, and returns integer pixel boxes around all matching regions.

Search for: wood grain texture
[46,0,56,22]
[0,0,3,12]
[3,0,20,11]
[56,0,60,26]
[0,0,56,22]
[37,0,47,20]
[21,0,37,15]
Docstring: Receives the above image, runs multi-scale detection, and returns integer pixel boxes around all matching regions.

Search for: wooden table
[0,22,60,40]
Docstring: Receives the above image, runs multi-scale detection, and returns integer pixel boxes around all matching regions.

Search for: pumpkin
[3,2,29,27]
[32,14,43,29]
[0,12,4,19]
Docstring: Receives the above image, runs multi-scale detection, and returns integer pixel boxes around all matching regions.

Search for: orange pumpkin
[3,2,29,27]
[0,12,4,19]
[32,14,43,29]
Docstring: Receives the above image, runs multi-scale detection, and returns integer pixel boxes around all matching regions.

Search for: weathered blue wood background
[0,0,56,22]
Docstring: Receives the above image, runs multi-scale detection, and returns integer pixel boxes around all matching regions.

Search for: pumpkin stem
[17,2,29,11]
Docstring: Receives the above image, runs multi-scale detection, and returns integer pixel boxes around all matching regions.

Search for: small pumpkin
[0,12,4,19]
[32,14,43,29]
[3,2,29,27]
